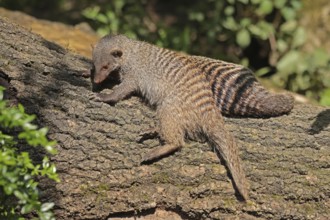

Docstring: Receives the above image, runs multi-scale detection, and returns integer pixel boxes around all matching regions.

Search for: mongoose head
[92,35,127,84]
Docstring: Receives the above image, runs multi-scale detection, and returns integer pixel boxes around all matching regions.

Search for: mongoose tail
[219,76,295,117]
[203,113,249,200]
[251,92,294,117]
[192,56,294,117]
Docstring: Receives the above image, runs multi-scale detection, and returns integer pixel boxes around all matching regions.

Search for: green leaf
[4,183,16,194]
[312,49,330,67]
[320,89,330,106]
[258,21,274,36]
[41,202,54,212]
[96,13,109,24]
[248,23,269,40]
[222,17,239,31]
[274,0,287,8]
[236,29,251,48]
[18,104,25,113]
[0,89,3,100]
[42,157,50,169]
[238,0,249,4]
[251,0,261,4]
[291,0,302,10]
[281,6,296,20]
[277,39,288,52]
[82,6,100,20]
[14,190,28,202]
[45,144,58,155]
[280,20,297,33]
[277,50,301,73]
[257,0,273,15]
[292,27,306,48]
[255,67,271,77]
[240,18,251,28]
[113,0,125,13]
[21,203,35,214]
[296,73,310,90]
[224,6,235,16]
[189,12,204,21]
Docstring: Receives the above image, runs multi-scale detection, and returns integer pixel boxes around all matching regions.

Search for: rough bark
[0,17,330,220]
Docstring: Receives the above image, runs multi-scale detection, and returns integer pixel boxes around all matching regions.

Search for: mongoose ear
[110,49,123,58]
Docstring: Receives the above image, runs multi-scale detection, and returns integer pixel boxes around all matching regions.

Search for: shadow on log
[0,17,329,220]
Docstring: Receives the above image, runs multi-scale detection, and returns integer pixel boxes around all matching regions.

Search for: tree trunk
[0,17,329,220]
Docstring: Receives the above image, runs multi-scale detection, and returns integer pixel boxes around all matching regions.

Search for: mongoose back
[90,34,250,200]
[189,56,294,117]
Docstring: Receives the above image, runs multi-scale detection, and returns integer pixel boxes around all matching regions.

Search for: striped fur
[89,34,293,201]
[190,56,294,117]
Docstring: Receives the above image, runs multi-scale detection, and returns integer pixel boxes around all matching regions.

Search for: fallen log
[0,17,329,220]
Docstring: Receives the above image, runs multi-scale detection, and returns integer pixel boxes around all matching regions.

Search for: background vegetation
[0,87,59,219]
[0,0,329,105]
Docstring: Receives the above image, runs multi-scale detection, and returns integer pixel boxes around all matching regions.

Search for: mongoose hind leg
[142,107,185,162]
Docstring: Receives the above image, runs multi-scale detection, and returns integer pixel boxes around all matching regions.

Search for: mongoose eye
[111,49,123,58]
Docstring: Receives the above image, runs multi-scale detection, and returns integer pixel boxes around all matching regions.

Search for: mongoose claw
[88,93,103,102]
[89,93,118,105]
[81,69,91,78]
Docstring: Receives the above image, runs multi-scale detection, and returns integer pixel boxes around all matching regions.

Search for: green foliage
[273,48,330,104]
[82,0,330,105]
[0,87,59,220]
[82,0,147,39]
[320,88,330,106]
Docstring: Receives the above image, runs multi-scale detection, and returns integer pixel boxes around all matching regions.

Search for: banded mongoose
[89,35,291,201]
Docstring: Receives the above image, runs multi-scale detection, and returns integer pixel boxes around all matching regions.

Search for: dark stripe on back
[171,62,194,84]
[158,50,174,67]
[221,71,253,112]
[165,55,188,81]
[174,62,202,87]
[227,75,257,115]
[166,61,183,80]
[211,67,240,97]
[200,61,220,74]
[205,64,222,77]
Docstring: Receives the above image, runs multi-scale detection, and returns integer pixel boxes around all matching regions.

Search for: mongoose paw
[141,144,181,163]
[89,93,117,105]
[89,93,103,102]
[141,150,160,163]
[81,69,91,78]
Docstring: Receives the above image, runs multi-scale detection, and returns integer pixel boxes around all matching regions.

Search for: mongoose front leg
[90,80,136,104]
